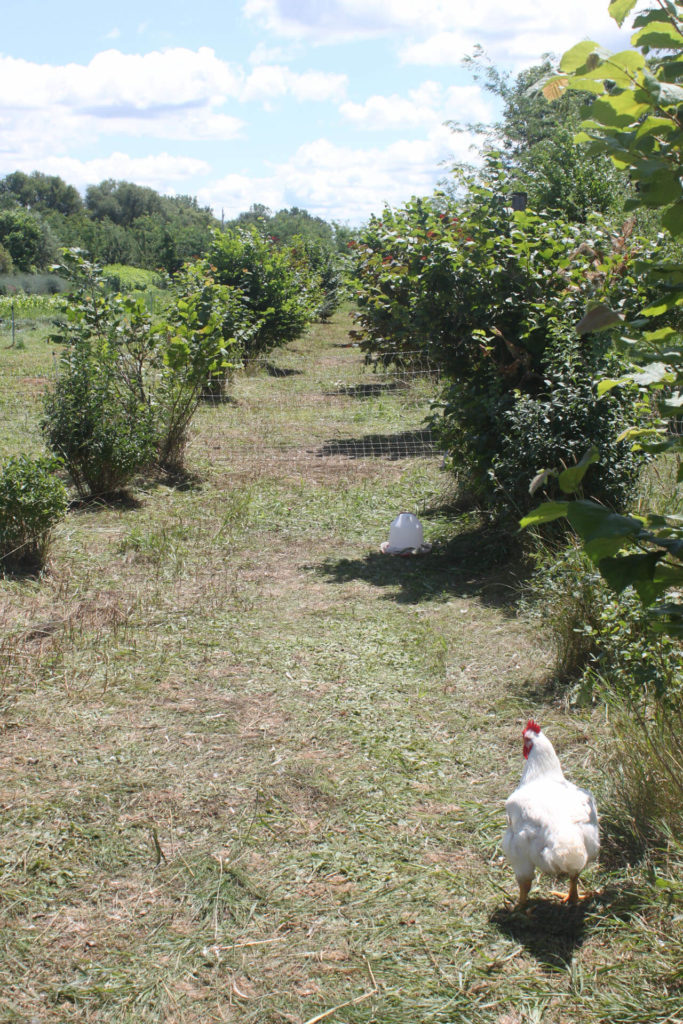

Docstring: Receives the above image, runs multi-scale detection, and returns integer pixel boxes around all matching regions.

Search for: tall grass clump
[601,687,683,856]
[525,535,683,853]
[0,454,67,572]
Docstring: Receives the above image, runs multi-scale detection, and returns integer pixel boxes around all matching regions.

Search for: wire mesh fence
[1,323,444,468]
[194,348,443,467]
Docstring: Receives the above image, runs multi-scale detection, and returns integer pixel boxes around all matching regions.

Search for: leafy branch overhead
[520,0,683,634]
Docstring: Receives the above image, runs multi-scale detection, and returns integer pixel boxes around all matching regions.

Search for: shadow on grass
[0,557,46,581]
[490,897,596,969]
[155,466,203,492]
[200,391,239,405]
[315,429,436,460]
[69,490,143,513]
[313,522,526,608]
[265,363,303,378]
[323,381,402,399]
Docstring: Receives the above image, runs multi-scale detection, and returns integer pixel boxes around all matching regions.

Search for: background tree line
[0,171,352,278]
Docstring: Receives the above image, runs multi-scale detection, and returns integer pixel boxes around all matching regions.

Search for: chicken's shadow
[490,897,597,969]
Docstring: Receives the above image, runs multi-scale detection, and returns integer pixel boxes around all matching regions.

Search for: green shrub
[43,250,158,496]
[518,1,683,635]
[524,540,683,699]
[208,228,316,358]
[101,264,165,294]
[486,329,646,515]
[42,342,157,497]
[44,250,244,485]
[0,454,67,572]
[353,161,661,520]
[155,261,243,468]
[288,236,343,321]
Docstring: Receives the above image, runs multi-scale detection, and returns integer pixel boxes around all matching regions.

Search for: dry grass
[0,311,681,1024]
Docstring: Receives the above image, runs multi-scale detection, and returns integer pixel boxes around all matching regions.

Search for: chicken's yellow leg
[517,877,532,909]
[551,875,581,904]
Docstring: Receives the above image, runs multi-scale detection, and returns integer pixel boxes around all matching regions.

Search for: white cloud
[242,0,388,43]
[244,0,637,63]
[242,65,347,103]
[399,31,476,66]
[0,49,346,123]
[340,82,493,130]
[248,41,295,65]
[0,49,241,113]
[0,47,354,178]
[200,125,480,225]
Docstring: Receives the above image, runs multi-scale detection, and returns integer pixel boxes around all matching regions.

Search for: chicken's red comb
[524,719,541,736]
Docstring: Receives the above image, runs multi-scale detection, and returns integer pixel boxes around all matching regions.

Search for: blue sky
[1,0,638,225]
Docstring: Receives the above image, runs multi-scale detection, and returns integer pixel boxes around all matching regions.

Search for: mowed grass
[1,311,681,1024]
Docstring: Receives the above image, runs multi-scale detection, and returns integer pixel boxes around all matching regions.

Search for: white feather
[502,726,599,891]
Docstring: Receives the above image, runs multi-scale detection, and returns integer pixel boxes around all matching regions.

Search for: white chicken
[502,720,599,907]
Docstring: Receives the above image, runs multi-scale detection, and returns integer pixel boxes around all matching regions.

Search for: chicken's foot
[550,876,585,904]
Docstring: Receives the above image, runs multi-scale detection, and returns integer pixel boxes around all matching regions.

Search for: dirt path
[1,312,657,1024]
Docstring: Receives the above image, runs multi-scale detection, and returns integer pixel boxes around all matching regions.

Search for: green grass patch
[0,310,680,1024]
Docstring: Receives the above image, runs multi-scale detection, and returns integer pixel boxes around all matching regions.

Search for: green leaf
[635,116,678,138]
[629,362,676,385]
[519,502,570,529]
[639,170,683,207]
[636,563,683,604]
[632,7,676,29]
[560,41,607,74]
[585,535,634,561]
[642,72,683,107]
[641,290,683,315]
[576,303,624,334]
[597,377,629,396]
[598,551,663,593]
[596,49,646,85]
[590,91,652,128]
[558,446,600,493]
[563,76,605,95]
[567,499,643,544]
[609,0,638,27]
[632,21,683,49]
[643,326,678,341]
[662,200,683,235]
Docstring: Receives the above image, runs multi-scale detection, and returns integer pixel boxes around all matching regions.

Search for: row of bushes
[351,157,662,517]
[1,227,343,571]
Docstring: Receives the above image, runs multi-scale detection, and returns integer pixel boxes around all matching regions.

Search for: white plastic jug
[388,512,424,551]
